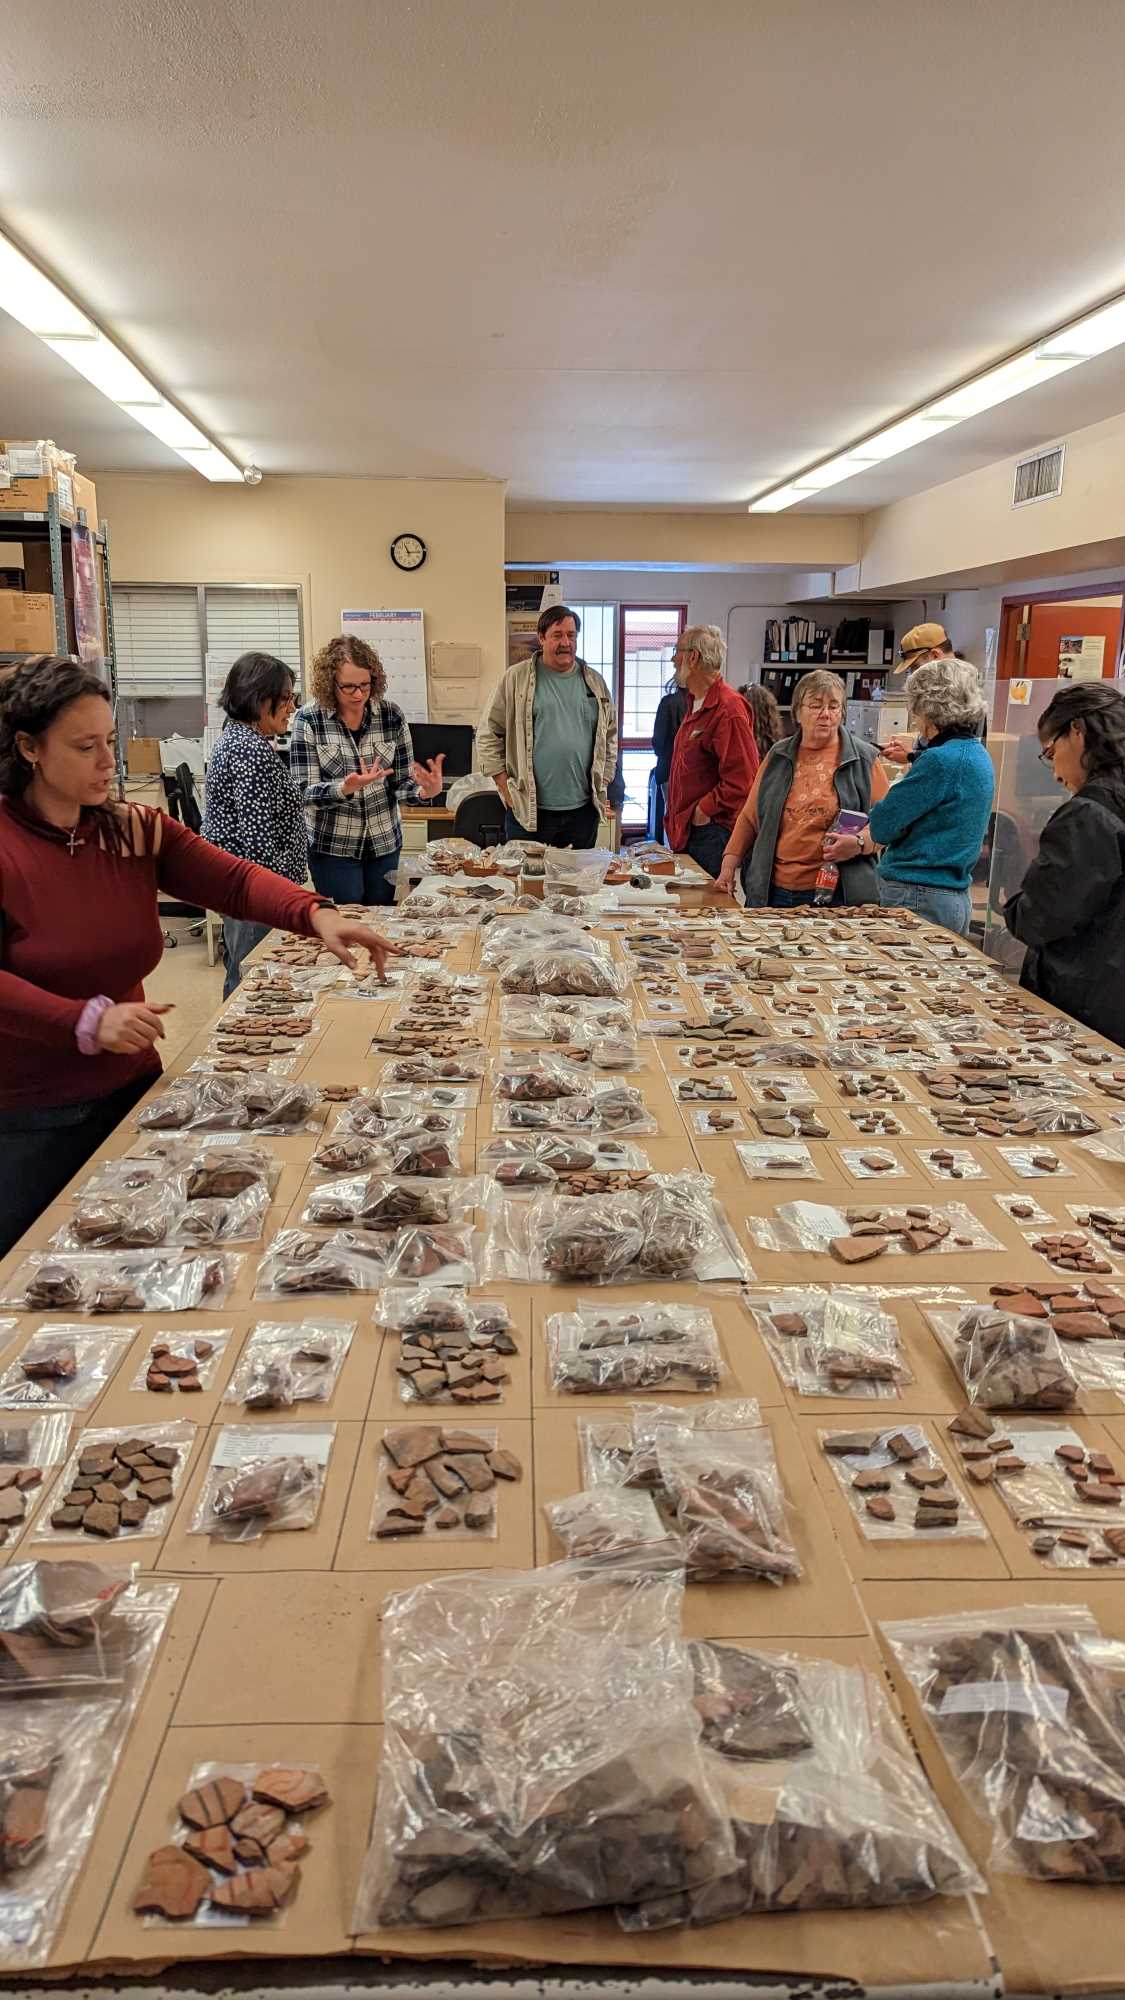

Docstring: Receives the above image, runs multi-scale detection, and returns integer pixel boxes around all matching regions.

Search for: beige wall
[857,408,1125,596]
[506,508,860,569]
[93,471,508,698]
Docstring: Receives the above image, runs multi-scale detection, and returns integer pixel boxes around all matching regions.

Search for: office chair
[158,767,207,945]
[453,791,506,850]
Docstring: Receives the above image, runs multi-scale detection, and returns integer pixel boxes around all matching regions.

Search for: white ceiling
[6,0,1125,510]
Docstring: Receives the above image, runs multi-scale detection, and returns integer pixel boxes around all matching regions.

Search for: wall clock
[390,533,427,571]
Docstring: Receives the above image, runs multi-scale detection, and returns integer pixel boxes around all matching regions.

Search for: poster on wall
[70,523,103,665]
[1058,633,1106,680]
[340,609,428,720]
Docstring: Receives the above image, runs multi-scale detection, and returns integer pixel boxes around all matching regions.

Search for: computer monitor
[410,722,474,780]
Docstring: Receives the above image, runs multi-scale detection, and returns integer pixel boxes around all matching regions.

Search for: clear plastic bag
[224,1320,354,1410]
[735,1141,820,1181]
[947,1305,1080,1410]
[137,1073,321,1134]
[500,997,634,1045]
[351,1555,734,1929]
[479,1134,649,1188]
[370,1424,504,1543]
[384,1224,477,1287]
[981,1422,1120,1563]
[493,1054,587,1102]
[494,1082,656,1136]
[498,947,626,1000]
[300,1175,471,1229]
[840,1146,907,1179]
[747,1074,819,1106]
[383,1290,517,1406]
[674,1074,738,1104]
[547,1302,725,1395]
[0,1575,177,1966]
[619,1650,982,1928]
[254,1228,390,1298]
[129,1329,231,1395]
[33,1421,193,1544]
[809,1294,907,1391]
[488,1176,749,1286]
[0,1560,131,1693]
[819,1423,985,1541]
[0,1326,135,1411]
[191,1425,332,1541]
[657,1425,801,1585]
[687,1104,748,1135]
[748,1199,1001,1259]
[543,1488,676,1561]
[998,1145,1073,1180]
[381,1050,487,1086]
[135,1755,329,1928]
[881,1605,1125,1880]
[3,1251,240,1315]
[52,1181,270,1251]
[333,1094,466,1143]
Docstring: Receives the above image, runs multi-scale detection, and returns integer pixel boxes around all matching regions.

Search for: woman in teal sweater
[825,660,995,935]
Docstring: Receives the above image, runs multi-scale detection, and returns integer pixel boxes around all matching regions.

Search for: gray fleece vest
[742,728,881,907]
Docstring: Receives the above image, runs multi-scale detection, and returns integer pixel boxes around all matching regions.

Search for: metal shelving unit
[0,491,124,781]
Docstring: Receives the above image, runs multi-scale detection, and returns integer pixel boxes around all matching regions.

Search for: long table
[4,869,1125,1997]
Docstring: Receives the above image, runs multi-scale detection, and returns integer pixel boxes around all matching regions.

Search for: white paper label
[213,1425,334,1469]
[8,448,47,478]
[1007,1428,1083,1465]
[941,1680,1069,1723]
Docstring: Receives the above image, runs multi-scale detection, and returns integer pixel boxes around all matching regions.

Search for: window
[569,602,615,683]
[114,589,203,699]
[616,602,687,830]
[114,584,304,702]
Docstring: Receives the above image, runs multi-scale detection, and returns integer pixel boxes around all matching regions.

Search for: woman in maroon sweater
[0,657,400,1255]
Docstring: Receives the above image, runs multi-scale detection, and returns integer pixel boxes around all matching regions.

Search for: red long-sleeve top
[665,678,760,851]
[0,798,322,1110]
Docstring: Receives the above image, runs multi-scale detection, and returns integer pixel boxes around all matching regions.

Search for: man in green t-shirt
[478,606,619,847]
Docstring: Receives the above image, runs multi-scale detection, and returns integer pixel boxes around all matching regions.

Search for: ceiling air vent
[1012,444,1065,508]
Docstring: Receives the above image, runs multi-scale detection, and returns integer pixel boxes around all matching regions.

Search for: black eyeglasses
[1038,728,1068,764]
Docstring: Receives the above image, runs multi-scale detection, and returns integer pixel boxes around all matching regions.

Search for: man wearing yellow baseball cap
[885,623,976,766]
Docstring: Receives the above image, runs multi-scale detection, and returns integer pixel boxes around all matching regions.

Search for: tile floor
[145,917,226,1064]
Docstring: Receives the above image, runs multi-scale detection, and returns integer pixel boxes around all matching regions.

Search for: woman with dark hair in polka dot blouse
[202,651,308,994]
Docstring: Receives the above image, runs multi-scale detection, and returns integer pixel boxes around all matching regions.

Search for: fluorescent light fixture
[0,237,94,338]
[0,228,245,481]
[123,403,212,451]
[749,284,1125,511]
[925,350,1076,420]
[1037,296,1125,359]
[44,334,162,404]
[172,445,244,482]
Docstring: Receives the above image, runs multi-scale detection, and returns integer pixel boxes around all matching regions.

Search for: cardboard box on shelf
[0,588,57,653]
[126,735,163,776]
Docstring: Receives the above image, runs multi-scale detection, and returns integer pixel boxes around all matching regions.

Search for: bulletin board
[340,608,428,721]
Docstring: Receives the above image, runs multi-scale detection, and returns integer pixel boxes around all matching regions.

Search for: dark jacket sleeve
[652,694,684,785]
[1004,795,1124,947]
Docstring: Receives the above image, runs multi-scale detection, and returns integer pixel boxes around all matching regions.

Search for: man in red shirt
[664,625,760,877]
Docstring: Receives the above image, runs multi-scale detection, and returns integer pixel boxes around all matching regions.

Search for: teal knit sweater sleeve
[868,737,995,890]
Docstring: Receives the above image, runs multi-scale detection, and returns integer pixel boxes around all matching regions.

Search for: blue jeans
[685,822,730,880]
[222,917,271,998]
[309,846,400,907]
[879,876,971,935]
[766,884,843,908]
[0,1072,156,1258]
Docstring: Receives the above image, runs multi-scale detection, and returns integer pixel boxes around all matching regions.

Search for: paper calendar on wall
[340,608,428,721]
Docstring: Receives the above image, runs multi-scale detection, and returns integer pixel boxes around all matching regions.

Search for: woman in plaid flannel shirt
[289,634,445,905]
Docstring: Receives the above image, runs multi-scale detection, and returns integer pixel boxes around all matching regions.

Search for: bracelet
[75,994,114,1056]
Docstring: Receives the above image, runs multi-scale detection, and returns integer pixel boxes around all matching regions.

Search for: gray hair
[906,658,986,733]
[792,668,846,718]
[680,624,726,674]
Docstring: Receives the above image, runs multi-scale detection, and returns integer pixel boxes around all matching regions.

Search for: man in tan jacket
[477,606,618,847]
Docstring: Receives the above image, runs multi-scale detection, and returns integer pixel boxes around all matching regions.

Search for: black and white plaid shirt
[289,699,422,858]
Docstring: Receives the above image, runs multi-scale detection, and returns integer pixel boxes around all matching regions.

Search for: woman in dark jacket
[1004,682,1125,1046]
[649,676,691,842]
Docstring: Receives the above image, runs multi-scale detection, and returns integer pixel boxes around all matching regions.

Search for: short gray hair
[680,624,726,674]
[792,668,846,718]
[906,658,986,733]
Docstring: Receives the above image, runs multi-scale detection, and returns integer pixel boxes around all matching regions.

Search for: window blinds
[113,588,202,698]
[204,589,303,692]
